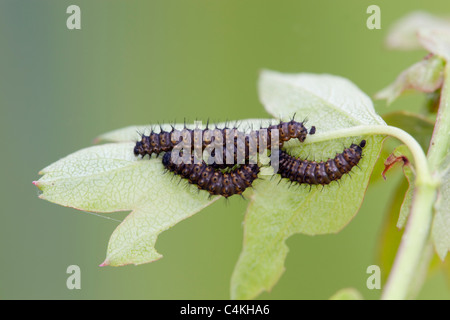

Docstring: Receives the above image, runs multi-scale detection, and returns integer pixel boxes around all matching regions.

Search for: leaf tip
[382,152,411,180]
[33,180,44,192]
[92,135,106,144]
[99,259,110,267]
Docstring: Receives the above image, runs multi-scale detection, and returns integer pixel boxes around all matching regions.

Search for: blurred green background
[1,0,449,299]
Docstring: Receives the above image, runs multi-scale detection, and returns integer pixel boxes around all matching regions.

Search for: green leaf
[418,28,450,62]
[258,70,386,129]
[380,144,416,230]
[231,71,386,299]
[431,155,450,260]
[388,145,416,229]
[375,55,445,105]
[35,142,219,266]
[329,288,363,300]
[384,11,450,51]
[34,118,277,266]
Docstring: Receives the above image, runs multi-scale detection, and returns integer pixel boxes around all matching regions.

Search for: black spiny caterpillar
[134,120,315,167]
[162,151,260,198]
[277,140,366,186]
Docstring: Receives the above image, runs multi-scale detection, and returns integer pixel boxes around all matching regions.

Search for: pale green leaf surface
[35,118,288,266]
[375,56,445,105]
[231,71,386,299]
[418,27,450,61]
[36,142,220,266]
[231,136,383,299]
[384,11,450,51]
[432,155,450,260]
[258,70,386,130]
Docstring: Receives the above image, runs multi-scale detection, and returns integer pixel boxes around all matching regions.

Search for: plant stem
[428,63,450,171]
[382,62,450,299]
[306,125,433,185]
[381,184,435,299]
[305,124,438,299]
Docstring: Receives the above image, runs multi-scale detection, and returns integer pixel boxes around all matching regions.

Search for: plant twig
[305,124,437,299]
[382,62,450,299]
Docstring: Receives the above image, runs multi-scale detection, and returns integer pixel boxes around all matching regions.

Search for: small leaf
[385,11,450,51]
[375,55,445,105]
[425,89,442,114]
[431,155,450,260]
[329,288,363,300]
[418,28,450,61]
[35,142,219,266]
[258,70,386,130]
[231,71,386,299]
[382,148,411,180]
[380,145,415,229]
